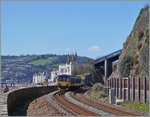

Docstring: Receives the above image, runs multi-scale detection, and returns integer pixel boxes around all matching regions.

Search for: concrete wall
[7,86,58,116]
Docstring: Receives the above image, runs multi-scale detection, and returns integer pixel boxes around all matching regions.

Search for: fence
[107,77,149,103]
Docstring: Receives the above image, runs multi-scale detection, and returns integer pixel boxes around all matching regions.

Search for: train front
[57,75,71,90]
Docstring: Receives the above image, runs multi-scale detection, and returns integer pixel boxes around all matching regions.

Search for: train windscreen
[58,75,70,82]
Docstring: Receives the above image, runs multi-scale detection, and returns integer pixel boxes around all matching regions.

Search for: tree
[119,55,133,77]
[72,62,93,76]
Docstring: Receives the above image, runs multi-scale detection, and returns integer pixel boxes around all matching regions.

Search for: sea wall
[7,86,58,115]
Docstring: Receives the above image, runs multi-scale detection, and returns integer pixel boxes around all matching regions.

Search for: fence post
[110,79,111,89]
[124,89,126,100]
[144,77,147,103]
[117,78,119,97]
[120,79,122,99]
[132,77,135,101]
[138,77,140,102]
[114,78,116,96]
[112,78,113,88]
[128,77,130,100]
[123,78,126,100]
[107,80,110,95]
[116,78,118,97]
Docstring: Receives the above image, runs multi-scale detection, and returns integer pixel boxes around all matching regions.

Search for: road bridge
[94,49,122,79]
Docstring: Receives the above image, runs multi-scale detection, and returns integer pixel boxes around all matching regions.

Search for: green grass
[52,64,61,68]
[30,59,53,66]
[121,101,149,112]
[91,91,108,99]
[29,56,59,66]
[104,97,109,103]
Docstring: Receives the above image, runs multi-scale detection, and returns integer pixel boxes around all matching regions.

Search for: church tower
[67,51,77,64]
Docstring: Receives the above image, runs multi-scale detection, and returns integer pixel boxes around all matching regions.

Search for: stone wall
[7,86,58,116]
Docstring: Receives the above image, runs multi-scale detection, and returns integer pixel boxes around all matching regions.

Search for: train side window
[67,78,70,82]
[62,77,64,81]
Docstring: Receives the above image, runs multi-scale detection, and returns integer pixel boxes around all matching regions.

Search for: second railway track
[70,91,141,116]
[53,91,99,116]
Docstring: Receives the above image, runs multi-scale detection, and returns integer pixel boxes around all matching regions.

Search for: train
[57,74,83,90]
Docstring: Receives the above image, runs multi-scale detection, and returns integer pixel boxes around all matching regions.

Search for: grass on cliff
[30,57,58,66]
[121,101,149,112]
[30,59,53,66]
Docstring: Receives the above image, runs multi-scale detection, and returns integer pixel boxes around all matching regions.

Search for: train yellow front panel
[57,82,70,86]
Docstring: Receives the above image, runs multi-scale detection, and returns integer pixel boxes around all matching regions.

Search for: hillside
[1,54,92,83]
[111,6,149,78]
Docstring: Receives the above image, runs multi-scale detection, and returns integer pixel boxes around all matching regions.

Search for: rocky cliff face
[111,6,149,78]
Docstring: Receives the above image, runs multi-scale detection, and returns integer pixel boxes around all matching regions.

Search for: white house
[32,72,50,85]
[50,68,59,82]
[50,52,77,82]
[50,62,75,82]
[59,62,74,75]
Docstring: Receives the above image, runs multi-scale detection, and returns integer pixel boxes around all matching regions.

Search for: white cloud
[87,45,100,52]
[66,48,74,54]
[66,48,71,51]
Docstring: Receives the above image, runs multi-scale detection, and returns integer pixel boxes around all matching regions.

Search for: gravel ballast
[27,91,66,116]
[65,91,115,116]
[46,91,73,116]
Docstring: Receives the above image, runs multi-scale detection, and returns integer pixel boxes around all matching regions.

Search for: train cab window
[67,78,70,82]
[63,77,66,81]
[58,75,70,81]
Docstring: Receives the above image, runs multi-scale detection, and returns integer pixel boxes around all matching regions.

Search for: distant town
[1,53,92,86]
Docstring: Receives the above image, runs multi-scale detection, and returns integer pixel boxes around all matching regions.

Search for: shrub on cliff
[119,55,133,77]
[140,46,149,76]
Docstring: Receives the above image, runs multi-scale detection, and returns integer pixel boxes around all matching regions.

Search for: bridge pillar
[104,59,112,79]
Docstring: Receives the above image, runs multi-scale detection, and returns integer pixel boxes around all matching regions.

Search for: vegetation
[92,67,104,84]
[72,59,104,85]
[72,59,93,75]
[91,83,108,99]
[29,57,58,66]
[140,46,149,76]
[30,59,53,66]
[133,54,139,65]
[2,54,91,82]
[119,55,133,77]
[91,91,107,99]
[121,101,149,112]
[110,7,149,78]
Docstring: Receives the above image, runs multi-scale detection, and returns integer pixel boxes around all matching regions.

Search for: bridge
[94,49,122,79]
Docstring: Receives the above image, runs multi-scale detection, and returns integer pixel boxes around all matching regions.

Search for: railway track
[53,91,99,116]
[70,92,141,116]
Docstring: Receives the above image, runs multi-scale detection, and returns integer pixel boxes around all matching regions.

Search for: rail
[53,92,99,116]
[71,92,141,116]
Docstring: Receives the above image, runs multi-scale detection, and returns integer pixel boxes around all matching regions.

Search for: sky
[1,1,147,59]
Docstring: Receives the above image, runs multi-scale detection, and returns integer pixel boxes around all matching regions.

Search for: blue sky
[1,1,147,59]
